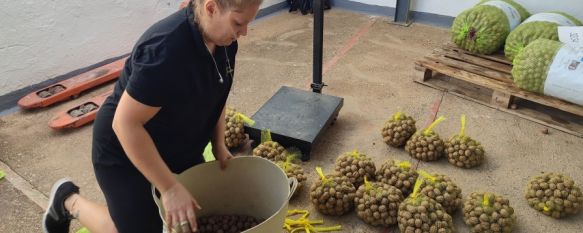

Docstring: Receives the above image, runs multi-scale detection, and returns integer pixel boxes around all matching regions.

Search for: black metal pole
[312,0,324,93]
[394,0,413,26]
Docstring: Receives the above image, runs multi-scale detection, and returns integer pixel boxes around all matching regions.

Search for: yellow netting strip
[482,193,490,207]
[349,149,361,159]
[284,209,342,233]
[397,160,412,170]
[417,170,436,183]
[364,176,375,192]
[282,150,300,171]
[261,128,272,144]
[235,112,256,126]
[459,114,466,137]
[392,111,403,121]
[411,176,423,199]
[316,167,330,186]
[423,116,445,136]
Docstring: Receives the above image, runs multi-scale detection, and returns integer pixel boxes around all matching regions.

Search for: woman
[42,0,262,232]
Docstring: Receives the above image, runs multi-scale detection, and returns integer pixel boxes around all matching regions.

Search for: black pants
[94,164,163,233]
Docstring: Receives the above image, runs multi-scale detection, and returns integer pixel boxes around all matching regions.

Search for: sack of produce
[418,171,463,214]
[252,129,286,162]
[310,167,357,216]
[445,115,485,169]
[505,12,582,61]
[375,160,418,196]
[276,149,306,198]
[354,177,404,226]
[334,150,376,187]
[525,173,583,218]
[512,39,583,106]
[463,192,516,232]
[380,111,417,148]
[405,116,446,162]
[452,0,530,54]
[398,177,454,233]
[224,107,255,149]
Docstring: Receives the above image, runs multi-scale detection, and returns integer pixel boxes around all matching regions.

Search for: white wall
[262,0,285,8]
[0,0,285,96]
[412,0,583,20]
[357,0,395,7]
[344,0,583,22]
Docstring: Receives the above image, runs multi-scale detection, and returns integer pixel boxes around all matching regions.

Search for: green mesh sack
[452,0,530,54]
[512,39,583,106]
[505,12,582,61]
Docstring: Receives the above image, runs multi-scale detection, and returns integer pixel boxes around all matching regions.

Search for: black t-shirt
[92,3,236,173]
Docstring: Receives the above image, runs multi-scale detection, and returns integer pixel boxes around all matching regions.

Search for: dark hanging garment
[289,0,331,15]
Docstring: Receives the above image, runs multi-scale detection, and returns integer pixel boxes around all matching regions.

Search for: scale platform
[245,86,343,161]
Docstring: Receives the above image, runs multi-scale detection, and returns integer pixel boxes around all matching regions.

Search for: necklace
[203,40,232,84]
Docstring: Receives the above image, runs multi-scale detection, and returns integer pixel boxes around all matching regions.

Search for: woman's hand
[162,182,202,233]
[212,143,233,170]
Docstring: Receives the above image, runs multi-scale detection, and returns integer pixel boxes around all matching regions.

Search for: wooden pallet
[415,44,583,137]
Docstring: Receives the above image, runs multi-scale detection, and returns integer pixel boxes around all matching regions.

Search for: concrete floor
[1,9,583,233]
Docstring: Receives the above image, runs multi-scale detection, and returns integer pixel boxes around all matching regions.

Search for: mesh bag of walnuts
[525,173,583,219]
[310,167,357,216]
[276,149,307,198]
[398,177,455,233]
[252,129,286,162]
[354,177,404,227]
[224,107,244,149]
[463,192,516,233]
[381,111,417,147]
[418,171,463,214]
[446,115,485,168]
[375,160,418,196]
[405,116,446,162]
[334,150,376,187]
[224,107,255,149]
[196,214,262,233]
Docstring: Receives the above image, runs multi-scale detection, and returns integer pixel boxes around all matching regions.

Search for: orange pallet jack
[48,90,113,129]
[18,57,127,109]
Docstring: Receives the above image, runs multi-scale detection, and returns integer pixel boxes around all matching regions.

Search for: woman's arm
[211,105,233,169]
[112,91,200,232]
[211,105,227,148]
[112,91,175,192]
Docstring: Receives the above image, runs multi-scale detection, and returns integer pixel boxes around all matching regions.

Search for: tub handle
[288,177,298,201]
[151,185,172,233]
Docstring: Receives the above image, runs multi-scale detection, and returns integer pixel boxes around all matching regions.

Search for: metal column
[393,0,413,26]
[311,0,325,93]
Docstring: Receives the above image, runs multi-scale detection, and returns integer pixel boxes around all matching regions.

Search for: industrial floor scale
[245,0,343,161]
